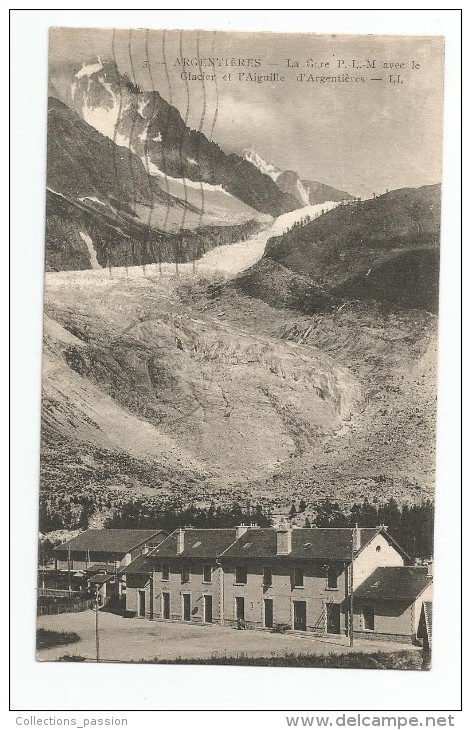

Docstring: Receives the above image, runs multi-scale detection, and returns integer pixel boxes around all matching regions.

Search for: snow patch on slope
[146,159,231,195]
[72,72,124,143]
[296,179,310,206]
[78,196,108,207]
[79,231,101,269]
[75,60,103,79]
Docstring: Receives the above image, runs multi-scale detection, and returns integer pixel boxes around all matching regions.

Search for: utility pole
[95,584,100,662]
[40,542,45,590]
[149,572,154,620]
[349,530,354,647]
[67,545,72,595]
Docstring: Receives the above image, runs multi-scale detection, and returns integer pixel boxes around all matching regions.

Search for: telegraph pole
[95,584,100,662]
[67,545,72,595]
[40,542,45,590]
[149,571,154,620]
[349,530,354,647]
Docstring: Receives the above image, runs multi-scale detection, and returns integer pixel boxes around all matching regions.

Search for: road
[37,610,419,663]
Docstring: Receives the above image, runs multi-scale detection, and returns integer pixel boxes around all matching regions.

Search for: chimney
[427,560,433,578]
[176,527,185,554]
[235,524,248,540]
[276,521,292,555]
[353,524,361,553]
[142,545,149,555]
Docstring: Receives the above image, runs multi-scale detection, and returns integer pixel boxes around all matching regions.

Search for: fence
[37,596,95,617]
[38,588,82,598]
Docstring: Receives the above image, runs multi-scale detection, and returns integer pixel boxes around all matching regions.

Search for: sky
[49,28,444,198]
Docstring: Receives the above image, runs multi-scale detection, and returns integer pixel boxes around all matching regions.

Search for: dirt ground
[37,609,420,663]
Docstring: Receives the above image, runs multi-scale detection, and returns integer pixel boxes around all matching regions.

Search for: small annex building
[44,529,168,604]
[352,565,433,643]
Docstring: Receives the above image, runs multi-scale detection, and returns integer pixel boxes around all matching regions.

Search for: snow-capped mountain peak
[244,148,353,207]
[244,148,281,181]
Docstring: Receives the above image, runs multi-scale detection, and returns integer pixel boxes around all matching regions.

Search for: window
[235,566,247,585]
[263,567,272,587]
[375,545,381,552]
[363,605,375,631]
[181,564,190,583]
[162,564,170,581]
[203,564,212,583]
[294,566,304,587]
[326,566,338,589]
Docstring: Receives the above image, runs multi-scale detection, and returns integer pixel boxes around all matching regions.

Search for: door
[363,604,375,631]
[182,593,191,622]
[235,596,245,620]
[326,603,341,634]
[293,600,307,631]
[162,592,170,620]
[264,598,274,629]
[138,589,146,618]
[204,594,213,624]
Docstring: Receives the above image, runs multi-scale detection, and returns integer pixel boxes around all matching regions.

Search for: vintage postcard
[38,27,442,669]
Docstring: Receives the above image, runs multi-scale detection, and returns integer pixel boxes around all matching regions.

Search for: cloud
[213,94,279,147]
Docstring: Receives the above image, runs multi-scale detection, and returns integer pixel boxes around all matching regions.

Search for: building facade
[124,528,241,623]
[218,522,406,632]
[123,522,428,644]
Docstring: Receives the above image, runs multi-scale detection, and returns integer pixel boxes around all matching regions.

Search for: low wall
[353,630,413,644]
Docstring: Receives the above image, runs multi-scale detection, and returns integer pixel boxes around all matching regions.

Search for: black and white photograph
[33,25,446,673]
